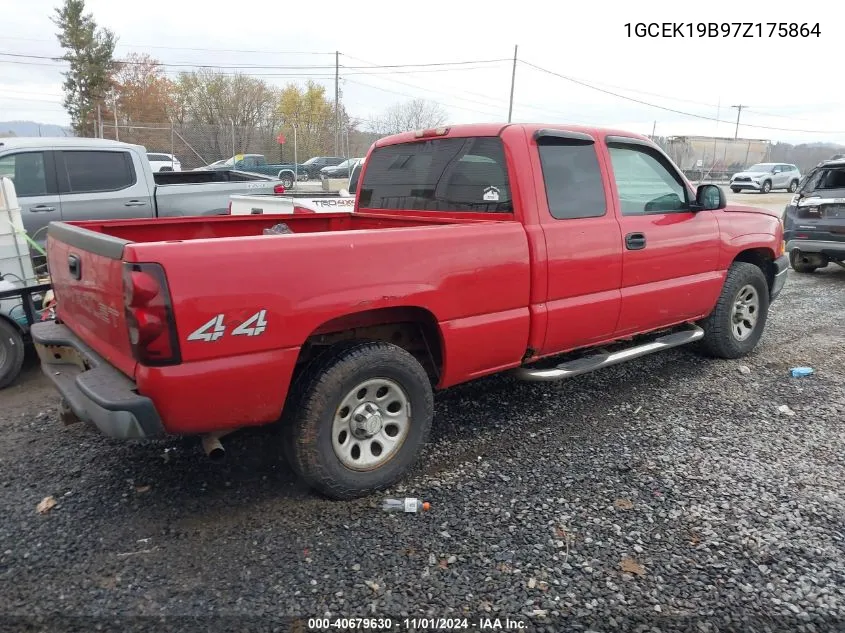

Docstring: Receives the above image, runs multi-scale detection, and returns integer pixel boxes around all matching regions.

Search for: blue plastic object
[789,367,814,378]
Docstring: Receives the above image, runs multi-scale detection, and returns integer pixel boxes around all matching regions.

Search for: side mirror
[694,184,726,211]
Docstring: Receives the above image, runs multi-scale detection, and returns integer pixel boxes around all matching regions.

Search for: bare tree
[370,98,448,136]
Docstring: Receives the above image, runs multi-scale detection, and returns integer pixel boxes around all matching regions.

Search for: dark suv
[301,156,345,180]
[782,158,845,273]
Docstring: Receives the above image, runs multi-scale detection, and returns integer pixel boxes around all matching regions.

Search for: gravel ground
[2,195,845,632]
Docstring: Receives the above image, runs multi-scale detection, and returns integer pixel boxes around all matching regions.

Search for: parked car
[730,163,801,194]
[301,155,345,179]
[782,157,845,273]
[0,137,286,243]
[228,165,360,216]
[30,123,787,500]
[319,157,364,180]
[196,154,308,188]
[147,152,181,172]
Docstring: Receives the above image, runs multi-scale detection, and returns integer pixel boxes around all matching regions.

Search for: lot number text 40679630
[624,22,820,38]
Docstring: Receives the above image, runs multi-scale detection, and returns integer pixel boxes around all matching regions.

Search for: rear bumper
[771,254,789,301]
[786,239,845,260]
[30,321,164,439]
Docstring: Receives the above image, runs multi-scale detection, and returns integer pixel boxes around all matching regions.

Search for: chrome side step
[512,326,705,382]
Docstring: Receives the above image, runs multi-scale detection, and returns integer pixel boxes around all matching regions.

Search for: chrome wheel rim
[731,284,760,341]
[332,378,411,471]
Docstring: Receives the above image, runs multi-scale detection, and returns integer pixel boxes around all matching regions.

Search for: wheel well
[733,248,775,291]
[296,307,444,383]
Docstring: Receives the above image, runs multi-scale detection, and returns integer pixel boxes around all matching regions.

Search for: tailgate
[47,222,137,378]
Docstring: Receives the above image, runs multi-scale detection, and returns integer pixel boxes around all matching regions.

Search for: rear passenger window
[62,151,135,193]
[537,138,606,219]
[358,137,512,212]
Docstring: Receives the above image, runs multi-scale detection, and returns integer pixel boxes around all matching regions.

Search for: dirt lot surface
[2,190,844,632]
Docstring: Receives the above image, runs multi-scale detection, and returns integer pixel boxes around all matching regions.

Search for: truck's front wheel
[698,262,770,359]
[283,341,434,500]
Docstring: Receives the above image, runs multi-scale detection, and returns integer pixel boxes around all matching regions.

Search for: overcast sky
[0,0,840,145]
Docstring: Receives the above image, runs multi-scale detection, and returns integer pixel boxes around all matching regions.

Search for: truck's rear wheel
[790,249,822,273]
[698,262,770,359]
[283,341,433,500]
[278,171,295,188]
[0,319,25,390]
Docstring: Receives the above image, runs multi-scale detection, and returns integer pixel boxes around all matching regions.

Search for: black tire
[278,171,294,189]
[282,341,434,500]
[790,250,821,274]
[730,187,741,194]
[788,179,799,193]
[698,262,770,359]
[0,319,25,390]
[761,180,772,194]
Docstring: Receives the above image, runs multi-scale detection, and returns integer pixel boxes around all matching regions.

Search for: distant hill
[0,121,72,138]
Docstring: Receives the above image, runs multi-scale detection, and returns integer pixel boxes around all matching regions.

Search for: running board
[512,326,705,382]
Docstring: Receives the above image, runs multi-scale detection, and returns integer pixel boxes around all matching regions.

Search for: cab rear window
[358,137,512,212]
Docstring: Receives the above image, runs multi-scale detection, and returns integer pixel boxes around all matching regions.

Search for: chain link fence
[100,122,378,170]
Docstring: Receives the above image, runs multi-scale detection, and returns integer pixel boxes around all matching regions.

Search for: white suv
[730,162,801,194]
[147,152,181,172]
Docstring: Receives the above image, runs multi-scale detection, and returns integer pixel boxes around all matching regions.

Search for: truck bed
[61,211,503,244]
[152,170,274,185]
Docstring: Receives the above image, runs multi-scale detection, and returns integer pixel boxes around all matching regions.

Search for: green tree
[277,80,351,158]
[53,0,117,137]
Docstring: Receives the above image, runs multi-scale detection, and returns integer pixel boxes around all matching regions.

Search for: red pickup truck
[31,123,788,499]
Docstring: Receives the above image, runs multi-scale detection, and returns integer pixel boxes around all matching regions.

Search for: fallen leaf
[614,498,634,510]
[36,496,56,514]
[554,525,567,538]
[135,485,151,494]
[364,580,380,593]
[438,559,449,570]
[620,556,645,576]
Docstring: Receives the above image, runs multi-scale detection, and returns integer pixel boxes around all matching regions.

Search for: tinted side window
[63,151,135,193]
[537,139,606,219]
[147,154,168,161]
[359,137,512,212]
[608,144,687,215]
[0,152,50,197]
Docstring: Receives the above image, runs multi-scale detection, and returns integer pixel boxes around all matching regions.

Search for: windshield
[333,159,351,169]
[302,157,319,165]
[746,163,775,172]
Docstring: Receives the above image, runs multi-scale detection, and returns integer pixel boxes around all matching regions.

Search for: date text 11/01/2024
[307,617,527,630]
[624,22,820,37]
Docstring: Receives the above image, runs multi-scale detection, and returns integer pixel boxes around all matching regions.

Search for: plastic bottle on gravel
[382,498,430,513]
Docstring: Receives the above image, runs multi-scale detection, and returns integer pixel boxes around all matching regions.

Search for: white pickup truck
[228,159,362,216]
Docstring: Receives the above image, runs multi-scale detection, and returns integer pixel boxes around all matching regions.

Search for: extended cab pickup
[31,123,789,499]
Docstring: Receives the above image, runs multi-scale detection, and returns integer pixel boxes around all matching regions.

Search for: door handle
[124,200,148,207]
[29,205,56,213]
[625,232,647,250]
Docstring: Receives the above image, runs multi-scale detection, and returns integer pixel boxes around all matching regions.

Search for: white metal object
[0,177,37,286]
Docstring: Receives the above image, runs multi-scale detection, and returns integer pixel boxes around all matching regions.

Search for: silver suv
[730,162,802,194]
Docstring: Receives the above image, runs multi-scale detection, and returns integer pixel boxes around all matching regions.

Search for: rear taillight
[273,184,286,195]
[122,262,181,366]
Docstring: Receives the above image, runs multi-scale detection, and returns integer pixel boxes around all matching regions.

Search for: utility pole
[335,51,340,155]
[97,103,103,138]
[731,104,746,139]
[651,120,656,139]
[507,45,518,123]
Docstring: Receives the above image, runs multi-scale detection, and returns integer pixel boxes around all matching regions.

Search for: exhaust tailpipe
[201,434,226,461]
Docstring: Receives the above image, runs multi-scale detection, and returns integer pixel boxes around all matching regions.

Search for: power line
[0,51,509,71]
[519,59,845,135]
